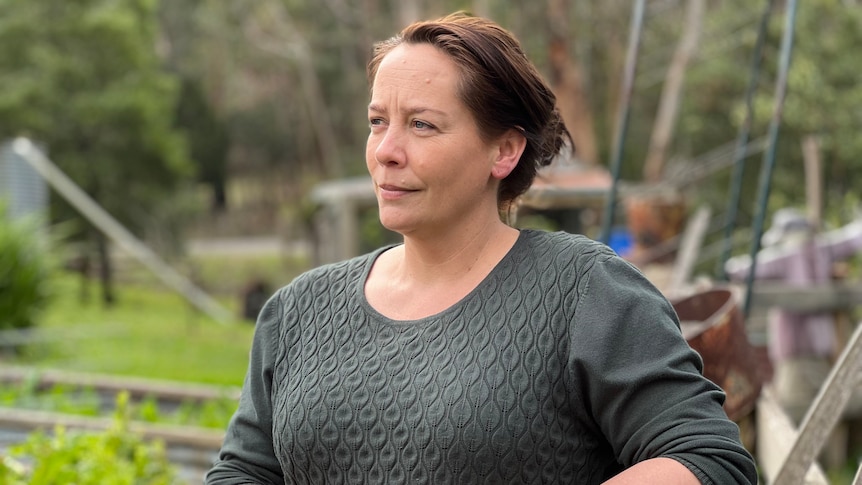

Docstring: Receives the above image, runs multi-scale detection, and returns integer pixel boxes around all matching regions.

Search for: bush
[0,208,53,334]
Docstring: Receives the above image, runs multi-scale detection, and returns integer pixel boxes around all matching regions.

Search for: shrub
[0,207,53,334]
[0,392,180,484]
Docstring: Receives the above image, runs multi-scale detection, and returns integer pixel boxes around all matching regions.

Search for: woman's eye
[369,118,385,128]
[412,120,433,130]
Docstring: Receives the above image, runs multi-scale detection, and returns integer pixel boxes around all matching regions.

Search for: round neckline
[358,229,530,325]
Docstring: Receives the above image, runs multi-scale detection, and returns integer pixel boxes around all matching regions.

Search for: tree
[175,77,230,212]
[678,0,862,223]
[159,0,230,213]
[546,0,599,165]
[775,0,862,214]
[643,0,705,182]
[0,0,193,304]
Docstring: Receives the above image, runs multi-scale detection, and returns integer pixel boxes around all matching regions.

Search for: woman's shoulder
[520,229,617,264]
[517,230,646,293]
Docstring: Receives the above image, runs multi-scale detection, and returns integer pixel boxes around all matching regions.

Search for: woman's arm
[206,292,286,485]
[571,250,757,484]
[604,457,701,484]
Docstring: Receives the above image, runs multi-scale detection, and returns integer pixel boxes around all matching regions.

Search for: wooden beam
[13,138,233,324]
[669,205,711,294]
[744,282,862,312]
[773,323,862,483]
[756,386,829,484]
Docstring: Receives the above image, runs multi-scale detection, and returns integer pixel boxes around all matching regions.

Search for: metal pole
[743,0,800,319]
[717,0,775,280]
[600,0,646,244]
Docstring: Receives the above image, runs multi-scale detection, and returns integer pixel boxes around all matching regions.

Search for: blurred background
[1,0,860,277]
[1,0,861,381]
[1,0,862,481]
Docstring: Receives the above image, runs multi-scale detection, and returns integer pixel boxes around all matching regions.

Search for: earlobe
[491,129,527,179]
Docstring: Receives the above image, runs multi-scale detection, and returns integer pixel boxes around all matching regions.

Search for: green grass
[5,271,258,387]
[187,253,304,296]
[3,244,312,386]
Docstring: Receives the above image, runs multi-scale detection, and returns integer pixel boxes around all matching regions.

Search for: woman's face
[366,43,507,238]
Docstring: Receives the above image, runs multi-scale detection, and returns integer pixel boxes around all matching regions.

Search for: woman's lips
[378,184,417,200]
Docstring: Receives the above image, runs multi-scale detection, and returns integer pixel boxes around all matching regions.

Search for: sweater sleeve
[205,290,286,485]
[570,251,757,485]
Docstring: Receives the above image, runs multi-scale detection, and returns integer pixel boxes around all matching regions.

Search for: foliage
[0,0,194,292]
[0,209,54,334]
[1,0,858,273]
[776,0,862,211]
[678,0,862,225]
[0,381,101,417]
[0,381,237,430]
[0,392,179,485]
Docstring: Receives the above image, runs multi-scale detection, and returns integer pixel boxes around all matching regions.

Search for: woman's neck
[364,220,520,320]
[398,221,519,285]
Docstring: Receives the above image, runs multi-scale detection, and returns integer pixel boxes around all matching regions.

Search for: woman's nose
[373,126,406,166]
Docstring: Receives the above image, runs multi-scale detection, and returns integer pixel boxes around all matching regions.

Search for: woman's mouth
[378,184,417,200]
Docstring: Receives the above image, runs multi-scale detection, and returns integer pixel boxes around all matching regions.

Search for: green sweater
[206,230,756,484]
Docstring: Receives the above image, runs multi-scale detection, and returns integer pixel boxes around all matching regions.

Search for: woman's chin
[378,217,410,235]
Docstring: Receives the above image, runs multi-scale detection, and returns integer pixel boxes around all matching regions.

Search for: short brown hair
[368,12,572,208]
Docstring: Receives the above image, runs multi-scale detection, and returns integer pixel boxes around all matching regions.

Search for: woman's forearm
[603,457,701,485]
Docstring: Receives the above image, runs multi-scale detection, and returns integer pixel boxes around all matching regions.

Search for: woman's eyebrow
[368,103,447,118]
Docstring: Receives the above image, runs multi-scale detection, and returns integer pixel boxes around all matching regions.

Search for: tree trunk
[212,180,227,212]
[600,0,628,154]
[643,0,706,182]
[94,231,115,306]
[547,0,598,165]
[244,1,341,178]
[471,0,490,17]
[397,0,421,26]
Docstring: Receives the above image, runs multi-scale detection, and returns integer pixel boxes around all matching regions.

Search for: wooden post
[802,135,822,230]
[852,461,862,485]
[668,205,711,294]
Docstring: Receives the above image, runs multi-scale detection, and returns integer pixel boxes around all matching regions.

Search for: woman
[206,13,756,484]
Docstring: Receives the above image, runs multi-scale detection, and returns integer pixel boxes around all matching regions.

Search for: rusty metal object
[624,191,687,264]
[672,287,764,421]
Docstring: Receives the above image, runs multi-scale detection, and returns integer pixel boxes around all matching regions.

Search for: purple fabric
[726,220,862,361]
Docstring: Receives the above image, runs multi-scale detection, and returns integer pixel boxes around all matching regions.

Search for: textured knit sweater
[206,230,757,484]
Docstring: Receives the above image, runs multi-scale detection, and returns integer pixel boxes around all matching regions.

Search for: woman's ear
[491,128,527,179]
